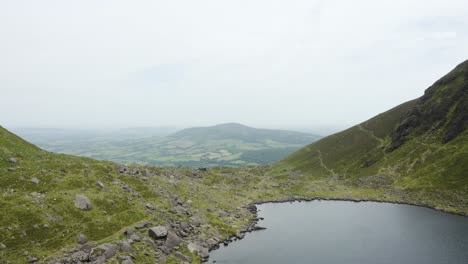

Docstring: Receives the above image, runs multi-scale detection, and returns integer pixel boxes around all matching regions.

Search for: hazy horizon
[2,0,468,130]
[6,122,345,137]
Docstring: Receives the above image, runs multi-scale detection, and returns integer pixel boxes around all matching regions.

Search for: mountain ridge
[275,60,468,208]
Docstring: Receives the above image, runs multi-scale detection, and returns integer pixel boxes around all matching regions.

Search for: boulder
[102,244,117,260]
[124,227,135,236]
[218,211,228,217]
[129,234,141,242]
[190,217,202,227]
[80,242,96,253]
[74,194,92,210]
[164,231,181,249]
[92,243,116,260]
[77,234,88,244]
[173,251,191,262]
[31,178,40,184]
[71,251,89,262]
[141,169,152,177]
[148,226,168,240]
[120,241,133,252]
[8,157,17,164]
[187,242,209,258]
[135,221,152,229]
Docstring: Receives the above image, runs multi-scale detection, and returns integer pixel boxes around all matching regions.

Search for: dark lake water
[209,201,468,264]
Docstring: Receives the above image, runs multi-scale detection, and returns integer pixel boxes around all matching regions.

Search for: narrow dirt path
[316,149,338,177]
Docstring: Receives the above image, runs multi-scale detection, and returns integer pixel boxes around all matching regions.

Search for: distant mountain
[12,124,321,167]
[169,123,319,144]
[276,59,468,211]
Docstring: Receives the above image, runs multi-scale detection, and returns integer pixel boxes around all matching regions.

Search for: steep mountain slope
[276,60,468,209]
[12,124,321,167]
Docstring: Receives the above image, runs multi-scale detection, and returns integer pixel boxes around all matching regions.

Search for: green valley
[13,123,321,167]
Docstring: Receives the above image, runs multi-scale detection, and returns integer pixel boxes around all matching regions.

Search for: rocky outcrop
[148,226,168,240]
[164,231,181,249]
[74,194,92,210]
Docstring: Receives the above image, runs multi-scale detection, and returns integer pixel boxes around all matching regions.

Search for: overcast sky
[1,0,468,131]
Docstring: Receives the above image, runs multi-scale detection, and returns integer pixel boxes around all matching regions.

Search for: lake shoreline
[207,196,467,262]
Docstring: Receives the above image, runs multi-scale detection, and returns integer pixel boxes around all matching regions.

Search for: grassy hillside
[275,60,468,212]
[13,124,321,167]
[0,125,270,263]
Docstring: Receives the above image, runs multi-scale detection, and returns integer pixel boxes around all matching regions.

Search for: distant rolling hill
[275,59,468,210]
[13,123,321,167]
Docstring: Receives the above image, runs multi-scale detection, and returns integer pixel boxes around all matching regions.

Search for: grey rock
[141,169,152,177]
[180,222,191,232]
[30,178,40,184]
[80,242,96,253]
[218,211,228,217]
[187,242,198,253]
[173,251,192,262]
[164,231,181,249]
[77,234,87,244]
[148,226,168,240]
[124,227,135,236]
[144,238,156,247]
[7,168,16,172]
[188,243,209,259]
[120,241,133,252]
[0,243,6,249]
[119,166,127,173]
[71,251,89,262]
[199,247,209,259]
[27,256,38,263]
[159,245,170,254]
[97,181,105,189]
[135,221,152,229]
[121,259,134,264]
[74,194,92,210]
[129,234,141,242]
[8,157,17,164]
[93,255,107,264]
[191,217,202,227]
[157,254,167,263]
[93,243,117,260]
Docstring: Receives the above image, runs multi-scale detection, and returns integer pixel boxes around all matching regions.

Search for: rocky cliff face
[390,60,468,150]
